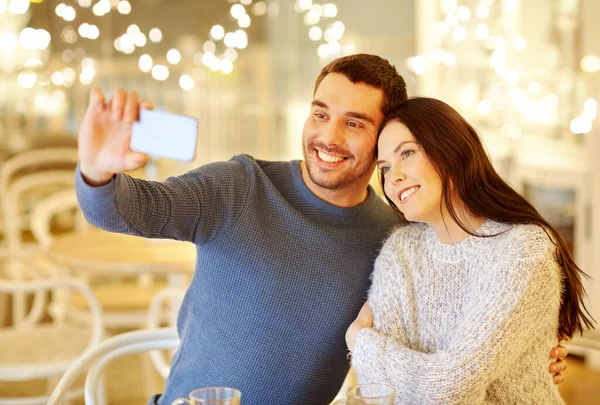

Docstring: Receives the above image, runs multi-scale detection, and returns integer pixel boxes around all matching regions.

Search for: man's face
[302,73,384,191]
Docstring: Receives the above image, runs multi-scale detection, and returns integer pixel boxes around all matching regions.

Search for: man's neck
[299,161,370,208]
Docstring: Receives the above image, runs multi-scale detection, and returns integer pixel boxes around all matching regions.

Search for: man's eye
[348,121,359,128]
[314,113,325,119]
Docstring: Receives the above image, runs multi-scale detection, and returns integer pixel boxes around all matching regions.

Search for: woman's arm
[351,255,562,404]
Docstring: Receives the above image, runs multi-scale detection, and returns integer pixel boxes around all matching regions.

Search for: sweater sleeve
[75,156,252,245]
[351,254,562,404]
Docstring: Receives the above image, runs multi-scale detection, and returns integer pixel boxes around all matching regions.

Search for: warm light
[308,26,322,41]
[62,67,76,83]
[237,14,251,28]
[62,6,76,21]
[167,49,181,65]
[0,33,17,53]
[477,5,490,18]
[134,32,146,47]
[179,74,195,91]
[456,6,471,21]
[501,124,522,140]
[406,56,428,75]
[583,98,598,120]
[211,25,225,40]
[434,22,450,36]
[24,58,43,68]
[139,54,152,72]
[330,21,345,41]
[581,55,600,73]
[452,26,466,41]
[513,36,527,51]
[224,48,238,61]
[477,100,491,116]
[323,3,337,17]
[9,0,29,14]
[440,0,457,13]
[343,44,357,55]
[17,71,37,89]
[55,3,66,17]
[81,57,94,67]
[224,32,236,48]
[505,69,519,85]
[230,4,245,19]
[240,0,252,4]
[528,81,541,93]
[51,71,65,86]
[203,40,216,53]
[78,0,92,7]
[317,43,330,58]
[504,0,517,13]
[149,28,162,43]
[202,52,217,67]
[297,0,312,11]
[252,2,267,16]
[117,0,131,14]
[570,117,592,135]
[304,10,320,25]
[476,24,489,39]
[220,59,233,74]
[234,30,248,49]
[444,52,456,66]
[151,65,169,81]
[127,24,140,36]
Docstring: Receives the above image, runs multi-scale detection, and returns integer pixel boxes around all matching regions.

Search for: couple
[76,54,590,404]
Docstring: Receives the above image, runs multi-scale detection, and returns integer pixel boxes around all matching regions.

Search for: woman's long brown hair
[379,97,594,339]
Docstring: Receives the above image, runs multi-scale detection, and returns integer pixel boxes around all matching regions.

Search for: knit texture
[352,220,565,404]
[75,154,400,405]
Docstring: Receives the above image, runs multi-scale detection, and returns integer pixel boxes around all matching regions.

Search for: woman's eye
[380,166,390,174]
[401,150,415,160]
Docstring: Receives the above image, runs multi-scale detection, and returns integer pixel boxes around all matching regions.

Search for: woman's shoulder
[383,222,428,248]
[495,222,556,260]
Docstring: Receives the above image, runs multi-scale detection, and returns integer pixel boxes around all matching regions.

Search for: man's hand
[346,301,374,352]
[549,344,568,384]
[78,87,154,186]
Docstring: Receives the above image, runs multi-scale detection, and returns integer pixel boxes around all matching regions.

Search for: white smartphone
[130,109,198,162]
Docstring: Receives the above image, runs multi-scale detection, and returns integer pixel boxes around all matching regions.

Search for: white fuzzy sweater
[352,220,565,404]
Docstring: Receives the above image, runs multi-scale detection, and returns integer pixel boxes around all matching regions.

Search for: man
[76,54,566,405]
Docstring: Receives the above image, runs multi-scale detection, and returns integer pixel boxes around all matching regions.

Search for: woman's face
[377,120,444,224]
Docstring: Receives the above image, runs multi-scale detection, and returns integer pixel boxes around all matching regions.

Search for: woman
[345,97,594,404]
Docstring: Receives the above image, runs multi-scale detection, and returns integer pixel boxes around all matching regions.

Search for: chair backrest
[146,288,185,378]
[0,147,78,199]
[30,189,84,250]
[1,170,75,250]
[48,328,179,405]
[0,257,104,381]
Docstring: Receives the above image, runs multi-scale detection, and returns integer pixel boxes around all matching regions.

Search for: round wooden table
[48,228,196,278]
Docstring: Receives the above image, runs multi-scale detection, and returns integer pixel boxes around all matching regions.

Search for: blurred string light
[293,1,355,59]
[404,0,598,139]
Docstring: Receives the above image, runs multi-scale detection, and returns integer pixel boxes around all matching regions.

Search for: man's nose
[321,122,344,146]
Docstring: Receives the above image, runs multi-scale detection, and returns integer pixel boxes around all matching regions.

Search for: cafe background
[0,0,599,403]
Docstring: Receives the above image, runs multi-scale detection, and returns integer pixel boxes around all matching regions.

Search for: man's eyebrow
[311,99,328,109]
[311,99,377,126]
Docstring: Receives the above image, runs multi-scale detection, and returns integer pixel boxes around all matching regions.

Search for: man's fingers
[123,91,140,123]
[123,152,148,171]
[111,87,127,120]
[140,100,154,110]
[89,86,106,112]
[550,358,567,374]
[551,345,568,359]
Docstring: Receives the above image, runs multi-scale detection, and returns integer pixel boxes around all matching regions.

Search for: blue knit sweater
[75,155,400,405]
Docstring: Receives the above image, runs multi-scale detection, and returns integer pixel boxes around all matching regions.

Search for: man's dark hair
[314,54,408,115]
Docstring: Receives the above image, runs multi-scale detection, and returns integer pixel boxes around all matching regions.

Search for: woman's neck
[428,209,487,244]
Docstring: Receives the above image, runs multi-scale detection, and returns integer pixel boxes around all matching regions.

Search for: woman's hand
[346,301,374,352]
